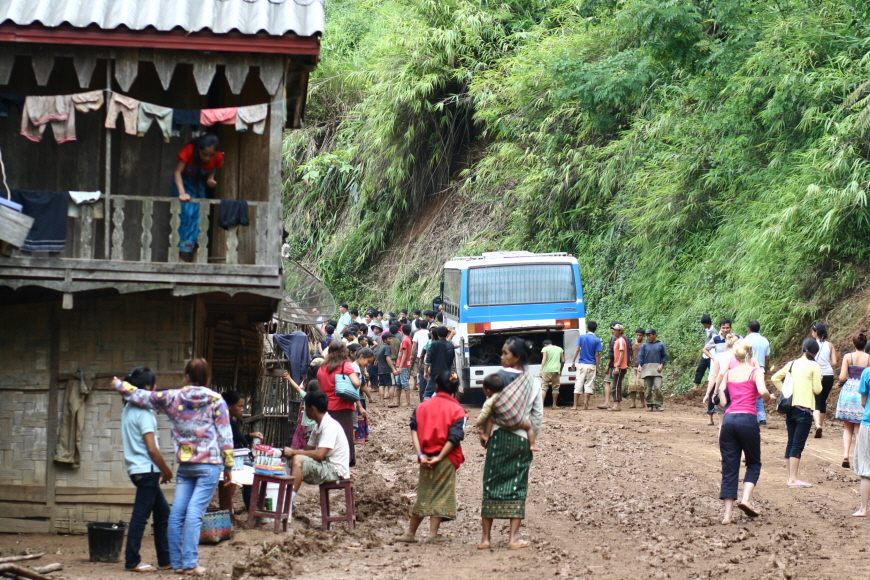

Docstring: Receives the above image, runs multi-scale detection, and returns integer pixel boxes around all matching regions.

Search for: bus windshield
[467,263,576,306]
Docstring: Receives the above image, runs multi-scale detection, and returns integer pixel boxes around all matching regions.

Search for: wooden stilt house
[0,0,323,533]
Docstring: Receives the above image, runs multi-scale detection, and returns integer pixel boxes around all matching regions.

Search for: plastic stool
[247,473,294,533]
[319,479,355,530]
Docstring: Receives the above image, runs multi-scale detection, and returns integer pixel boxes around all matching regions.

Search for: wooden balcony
[0,195,283,298]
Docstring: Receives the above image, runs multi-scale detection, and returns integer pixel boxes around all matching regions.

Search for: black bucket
[86,521,127,562]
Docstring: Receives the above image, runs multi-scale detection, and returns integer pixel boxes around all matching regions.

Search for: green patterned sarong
[412,460,457,519]
[480,429,532,519]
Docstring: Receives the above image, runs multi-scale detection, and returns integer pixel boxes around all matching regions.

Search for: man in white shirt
[410,319,430,392]
[744,320,771,425]
[282,391,350,500]
[336,304,352,336]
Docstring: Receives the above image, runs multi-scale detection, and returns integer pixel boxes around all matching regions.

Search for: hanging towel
[71,90,104,113]
[235,104,268,134]
[10,189,70,252]
[67,191,103,218]
[138,102,174,142]
[20,95,76,144]
[172,108,201,137]
[274,332,312,384]
[0,92,25,118]
[54,369,93,469]
[218,199,249,229]
[200,107,238,127]
[105,93,139,135]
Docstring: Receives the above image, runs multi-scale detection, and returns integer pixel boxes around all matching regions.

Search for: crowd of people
[684,315,870,524]
[108,300,870,572]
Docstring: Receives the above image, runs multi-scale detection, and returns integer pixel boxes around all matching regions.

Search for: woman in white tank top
[811,323,838,439]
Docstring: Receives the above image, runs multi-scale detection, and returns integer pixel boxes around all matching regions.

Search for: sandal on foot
[843,459,851,469]
[788,482,813,488]
[184,567,207,576]
[426,535,450,544]
[814,425,823,439]
[596,405,610,410]
[477,543,491,550]
[508,540,530,550]
[736,502,759,518]
[393,534,417,543]
[125,564,156,573]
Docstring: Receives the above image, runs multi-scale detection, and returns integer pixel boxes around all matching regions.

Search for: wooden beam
[0,487,47,503]
[0,517,51,534]
[0,503,53,519]
[0,256,278,276]
[45,304,60,532]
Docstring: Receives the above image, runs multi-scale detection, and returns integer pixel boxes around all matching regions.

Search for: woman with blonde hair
[703,333,743,421]
[835,333,869,468]
[716,340,770,524]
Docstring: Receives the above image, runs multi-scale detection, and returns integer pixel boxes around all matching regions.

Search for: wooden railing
[66,195,268,266]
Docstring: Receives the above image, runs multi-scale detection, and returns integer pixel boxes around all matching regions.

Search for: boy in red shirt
[395,323,414,407]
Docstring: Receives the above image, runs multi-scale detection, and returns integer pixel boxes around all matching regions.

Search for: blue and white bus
[439,251,586,404]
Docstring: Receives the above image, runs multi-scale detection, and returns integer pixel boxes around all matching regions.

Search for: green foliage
[284,0,870,388]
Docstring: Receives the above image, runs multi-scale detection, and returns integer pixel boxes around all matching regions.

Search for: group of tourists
[688,315,870,523]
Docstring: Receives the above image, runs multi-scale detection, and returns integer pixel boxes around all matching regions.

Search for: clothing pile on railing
[0,89,270,144]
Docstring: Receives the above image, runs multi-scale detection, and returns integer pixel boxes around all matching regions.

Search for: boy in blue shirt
[121,366,173,573]
[570,321,603,410]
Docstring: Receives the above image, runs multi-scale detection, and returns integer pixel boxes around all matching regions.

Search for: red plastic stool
[247,473,294,533]
[319,479,356,531]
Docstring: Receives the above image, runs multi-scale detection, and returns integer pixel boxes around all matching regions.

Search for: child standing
[638,329,667,411]
[172,134,223,261]
[477,373,539,451]
[353,348,375,442]
[120,366,173,573]
[628,329,646,408]
[378,333,397,405]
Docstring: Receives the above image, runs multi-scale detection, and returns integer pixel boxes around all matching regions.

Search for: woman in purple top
[716,340,771,525]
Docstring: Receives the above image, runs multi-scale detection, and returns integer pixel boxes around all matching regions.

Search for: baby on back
[476,371,538,451]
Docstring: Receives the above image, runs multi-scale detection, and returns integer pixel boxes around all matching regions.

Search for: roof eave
[0,23,320,56]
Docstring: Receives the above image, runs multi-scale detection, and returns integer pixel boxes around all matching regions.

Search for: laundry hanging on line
[0,88,273,144]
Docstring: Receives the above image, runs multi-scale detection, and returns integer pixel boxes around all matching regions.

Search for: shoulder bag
[776,361,795,415]
[335,369,360,403]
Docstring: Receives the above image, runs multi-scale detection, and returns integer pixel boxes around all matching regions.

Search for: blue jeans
[785,407,813,459]
[125,472,170,570]
[755,397,767,421]
[395,368,410,391]
[169,464,221,570]
[422,376,437,400]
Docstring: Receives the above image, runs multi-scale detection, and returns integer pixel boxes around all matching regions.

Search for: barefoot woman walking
[478,337,542,550]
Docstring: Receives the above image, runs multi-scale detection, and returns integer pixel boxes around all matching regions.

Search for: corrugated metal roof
[0,0,324,38]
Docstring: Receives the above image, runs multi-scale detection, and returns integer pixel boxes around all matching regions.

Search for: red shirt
[398,336,413,368]
[177,143,225,172]
[317,362,356,412]
[412,392,466,470]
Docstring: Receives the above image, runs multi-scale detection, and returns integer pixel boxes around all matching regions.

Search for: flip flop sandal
[508,540,530,550]
[426,535,450,544]
[477,543,491,550]
[843,459,851,469]
[125,564,156,573]
[788,482,813,488]
[393,534,417,543]
[736,502,759,518]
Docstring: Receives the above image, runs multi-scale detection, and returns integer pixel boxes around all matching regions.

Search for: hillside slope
[283,0,870,384]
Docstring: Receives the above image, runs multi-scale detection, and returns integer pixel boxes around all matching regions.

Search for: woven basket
[199,508,233,544]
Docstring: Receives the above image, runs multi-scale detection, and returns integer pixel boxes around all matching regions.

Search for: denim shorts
[395,368,411,390]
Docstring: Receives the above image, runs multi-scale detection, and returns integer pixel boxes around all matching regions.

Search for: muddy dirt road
[3,396,866,579]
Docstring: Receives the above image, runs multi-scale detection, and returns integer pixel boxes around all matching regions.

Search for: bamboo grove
[282,0,870,386]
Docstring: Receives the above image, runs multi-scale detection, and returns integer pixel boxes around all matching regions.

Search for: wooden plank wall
[0,292,191,533]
